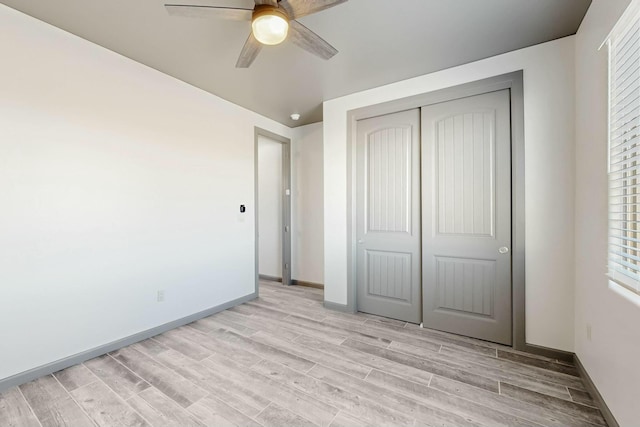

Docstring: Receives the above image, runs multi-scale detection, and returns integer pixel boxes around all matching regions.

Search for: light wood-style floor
[1,280,606,427]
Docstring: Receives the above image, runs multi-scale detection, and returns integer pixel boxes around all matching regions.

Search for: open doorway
[255,128,291,289]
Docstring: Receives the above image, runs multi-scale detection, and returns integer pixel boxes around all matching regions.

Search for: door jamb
[254,127,292,294]
[345,71,537,355]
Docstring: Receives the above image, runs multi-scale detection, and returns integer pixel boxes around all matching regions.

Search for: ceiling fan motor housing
[253,4,290,21]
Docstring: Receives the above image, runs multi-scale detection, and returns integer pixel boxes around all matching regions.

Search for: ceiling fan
[165,0,348,68]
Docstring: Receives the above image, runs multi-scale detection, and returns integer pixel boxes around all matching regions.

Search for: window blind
[607,0,640,294]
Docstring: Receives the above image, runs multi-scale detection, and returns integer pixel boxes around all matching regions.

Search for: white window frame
[605,0,640,299]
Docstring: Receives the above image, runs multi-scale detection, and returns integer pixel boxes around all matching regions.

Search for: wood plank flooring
[0,280,606,427]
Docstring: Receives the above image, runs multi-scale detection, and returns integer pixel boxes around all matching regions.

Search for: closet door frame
[345,71,563,359]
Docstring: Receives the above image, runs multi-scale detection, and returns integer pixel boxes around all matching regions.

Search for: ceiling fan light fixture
[252,5,289,45]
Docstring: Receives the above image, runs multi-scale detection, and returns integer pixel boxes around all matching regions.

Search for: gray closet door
[356,109,421,323]
[421,90,512,345]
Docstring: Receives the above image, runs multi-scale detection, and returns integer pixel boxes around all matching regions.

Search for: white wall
[0,5,291,381]
[323,37,576,351]
[258,136,283,278]
[574,1,640,425]
[291,123,324,284]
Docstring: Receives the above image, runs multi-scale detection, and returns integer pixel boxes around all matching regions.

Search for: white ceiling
[1,0,591,126]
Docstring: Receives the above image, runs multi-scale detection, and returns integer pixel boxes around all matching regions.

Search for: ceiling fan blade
[165,4,253,21]
[254,0,278,5]
[236,33,263,68]
[279,0,347,19]
[288,20,338,60]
